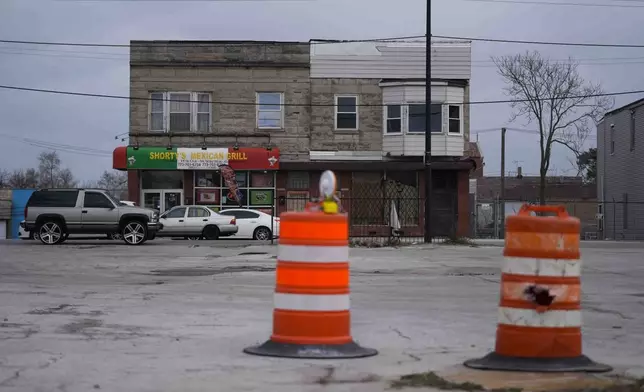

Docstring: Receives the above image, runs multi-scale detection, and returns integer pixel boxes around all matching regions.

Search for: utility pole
[500,127,506,239]
[423,0,432,243]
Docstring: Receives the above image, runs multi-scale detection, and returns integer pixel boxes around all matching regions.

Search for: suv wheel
[202,225,219,240]
[122,221,148,245]
[38,221,66,245]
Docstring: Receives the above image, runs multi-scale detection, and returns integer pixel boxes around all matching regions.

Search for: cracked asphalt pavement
[1,239,643,391]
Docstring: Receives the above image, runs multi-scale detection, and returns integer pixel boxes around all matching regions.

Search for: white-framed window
[406,103,443,134]
[148,92,211,132]
[256,92,284,129]
[150,93,165,131]
[335,95,358,130]
[196,93,210,132]
[169,92,191,132]
[448,105,462,134]
[385,105,402,134]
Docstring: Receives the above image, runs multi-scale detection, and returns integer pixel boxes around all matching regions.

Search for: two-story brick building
[112,39,476,237]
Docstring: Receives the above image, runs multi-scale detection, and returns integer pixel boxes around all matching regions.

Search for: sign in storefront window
[195,171,221,188]
[193,170,275,212]
[249,189,274,206]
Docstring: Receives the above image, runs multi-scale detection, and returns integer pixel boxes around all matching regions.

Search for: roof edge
[129,40,308,45]
[604,96,644,117]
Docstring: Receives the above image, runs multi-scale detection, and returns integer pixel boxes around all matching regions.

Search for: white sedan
[218,209,279,240]
[157,205,238,240]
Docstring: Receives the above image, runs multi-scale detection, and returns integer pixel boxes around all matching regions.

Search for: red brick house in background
[113,39,479,238]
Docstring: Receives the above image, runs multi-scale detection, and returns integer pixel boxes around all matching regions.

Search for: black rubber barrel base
[464,352,613,373]
[244,340,378,359]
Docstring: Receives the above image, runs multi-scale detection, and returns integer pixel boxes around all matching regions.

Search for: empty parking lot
[1,239,643,391]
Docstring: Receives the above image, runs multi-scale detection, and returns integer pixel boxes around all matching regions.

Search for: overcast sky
[1,0,643,182]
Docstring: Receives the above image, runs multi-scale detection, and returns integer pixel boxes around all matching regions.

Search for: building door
[142,190,183,212]
[0,221,6,240]
[431,171,458,237]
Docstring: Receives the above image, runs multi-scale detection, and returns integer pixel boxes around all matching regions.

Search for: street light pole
[423,0,433,243]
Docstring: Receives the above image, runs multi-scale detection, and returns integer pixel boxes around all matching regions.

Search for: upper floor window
[448,105,461,133]
[408,104,427,133]
[149,92,211,133]
[335,95,358,130]
[389,103,443,134]
[257,92,283,129]
[385,105,402,134]
[610,125,615,154]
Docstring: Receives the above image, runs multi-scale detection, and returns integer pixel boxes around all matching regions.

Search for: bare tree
[8,169,39,189]
[38,151,62,188]
[493,51,613,203]
[57,168,77,188]
[0,169,9,188]
[97,170,127,190]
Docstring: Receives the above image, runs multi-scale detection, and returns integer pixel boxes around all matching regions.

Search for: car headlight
[151,213,159,222]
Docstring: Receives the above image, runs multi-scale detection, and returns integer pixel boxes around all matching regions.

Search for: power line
[0,133,113,156]
[0,35,426,49]
[6,48,644,68]
[6,47,644,69]
[0,45,129,56]
[0,49,128,61]
[432,34,644,48]
[0,83,642,106]
[459,0,644,8]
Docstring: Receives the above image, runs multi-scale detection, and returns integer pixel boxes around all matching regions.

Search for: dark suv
[23,188,160,245]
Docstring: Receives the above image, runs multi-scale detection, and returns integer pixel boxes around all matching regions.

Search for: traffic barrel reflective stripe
[244,208,377,359]
[464,204,611,372]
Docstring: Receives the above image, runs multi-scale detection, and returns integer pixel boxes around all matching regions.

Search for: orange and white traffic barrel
[244,171,377,359]
[464,204,611,372]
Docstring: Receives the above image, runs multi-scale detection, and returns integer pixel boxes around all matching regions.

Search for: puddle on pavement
[439,366,617,392]
[150,265,275,276]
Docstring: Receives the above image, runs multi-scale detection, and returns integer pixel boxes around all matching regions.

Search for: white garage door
[0,221,6,240]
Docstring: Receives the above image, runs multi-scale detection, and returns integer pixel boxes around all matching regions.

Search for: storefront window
[194,170,275,213]
[195,172,221,188]
[142,171,183,189]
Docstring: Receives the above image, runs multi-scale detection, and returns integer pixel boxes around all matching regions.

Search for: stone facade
[310,78,382,151]
[128,41,471,161]
[129,41,311,162]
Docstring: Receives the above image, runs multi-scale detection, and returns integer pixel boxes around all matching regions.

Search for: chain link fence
[473,199,644,241]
